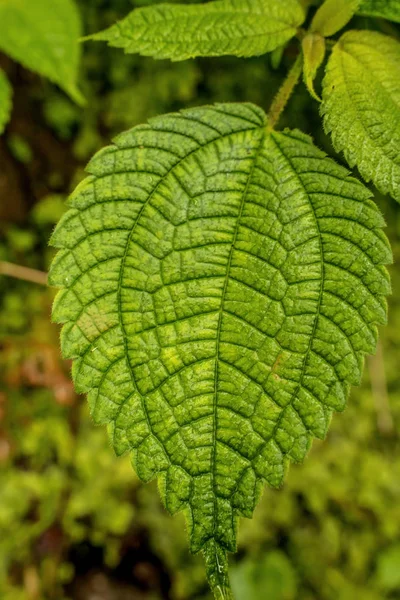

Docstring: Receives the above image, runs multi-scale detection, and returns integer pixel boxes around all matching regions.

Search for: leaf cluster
[45,0,400,596]
[0,0,392,597]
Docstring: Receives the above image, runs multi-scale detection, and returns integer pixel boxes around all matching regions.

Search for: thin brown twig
[0,261,48,285]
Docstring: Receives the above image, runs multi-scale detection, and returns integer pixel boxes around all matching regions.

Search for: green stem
[268,53,303,130]
[203,540,234,600]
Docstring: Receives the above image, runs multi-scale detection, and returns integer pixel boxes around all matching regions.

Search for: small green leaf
[49,103,391,599]
[302,33,326,101]
[0,69,12,135]
[87,0,305,61]
[311,0,360,37]
[0,0,84,104]
[358,0,400,23]
[322,30,400,203]
[270,45,287,71]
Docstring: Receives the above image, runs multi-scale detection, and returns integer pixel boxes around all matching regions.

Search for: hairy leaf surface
[358,0,400,22]
[49,103,391,597]
[322,30,400,203]
[0,70,12,135]
[87,0,305,61]
[0,0,83,104]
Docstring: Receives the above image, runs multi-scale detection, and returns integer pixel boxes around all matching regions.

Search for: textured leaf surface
[87,0,305,61]
[311,0,360,37]
[322,30,400,203]
[358,0,400,22]
[49,103,391,597]
[0,0,83,104]
[0,69,12,135]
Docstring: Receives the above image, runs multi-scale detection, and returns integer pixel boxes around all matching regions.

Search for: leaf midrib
[115,22,296,46]
[115,125,326,511]
[211,128,265,540]
[115,120,264,476]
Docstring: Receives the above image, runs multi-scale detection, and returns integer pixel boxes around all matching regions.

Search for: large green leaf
[322,30,400,203]
[0,0,83,104]
[49,103,391,598]
[0,69,12,135]
[358,0,400,23]
[87,0,305,61]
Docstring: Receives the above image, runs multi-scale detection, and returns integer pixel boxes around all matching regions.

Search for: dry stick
[268,53,303,130]
[0,261,48,285]
[367,341,394,435]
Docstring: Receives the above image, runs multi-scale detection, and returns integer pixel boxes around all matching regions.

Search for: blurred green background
[0,1,399,599]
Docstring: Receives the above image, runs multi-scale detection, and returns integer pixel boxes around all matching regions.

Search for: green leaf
[0,0,84,105]
[270,44,287,71]
[231,551,297,600]
[358,0,400,23]
[87,0,305,61]
[321,30,400,203]
[311,0,360,37]
[48,103,391,598]
[302,33,326,101]
[0,69,12,135]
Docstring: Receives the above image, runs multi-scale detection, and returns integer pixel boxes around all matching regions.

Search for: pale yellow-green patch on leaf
[311,0,360,36]
[302,33,326,101]
[0,0,84,105]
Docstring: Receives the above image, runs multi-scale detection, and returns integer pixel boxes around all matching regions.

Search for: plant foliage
[322,30,400,203]
[0,0,399,597]
[0,0,83,104]
[87,0,305,61]
[49,102,392,597]
[310,0,360,37]
[358,0,400,22]
[302,33,326,101]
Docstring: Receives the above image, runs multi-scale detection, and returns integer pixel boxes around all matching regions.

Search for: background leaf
[358,0,400,23]
[49,103,391,597]
[310,0,360,37]
[0,69,12,135]
[0,0,84,104]
[230,551,297,600]
[322,30,400,203]
[87,0,305,61]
